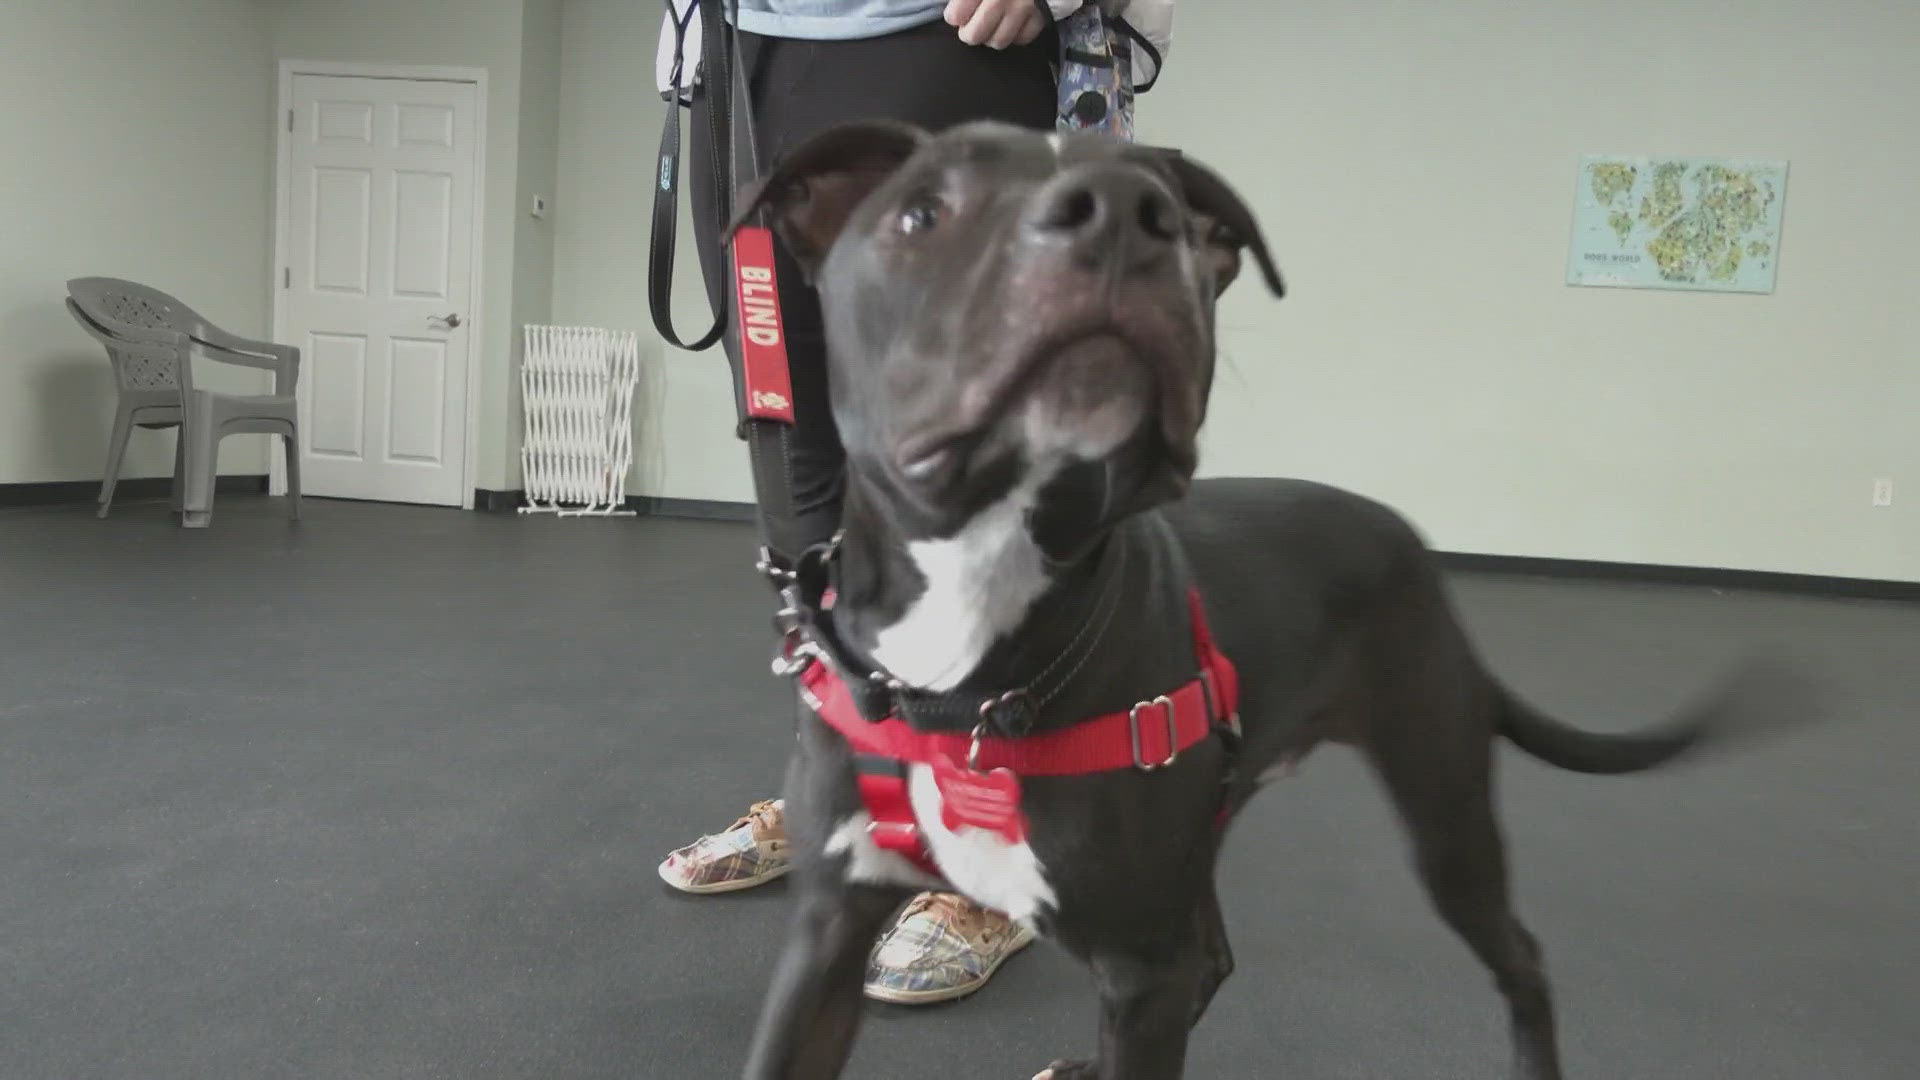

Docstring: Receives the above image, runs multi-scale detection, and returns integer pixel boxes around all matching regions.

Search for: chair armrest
[189,336,301,396]
[191,319,298,366]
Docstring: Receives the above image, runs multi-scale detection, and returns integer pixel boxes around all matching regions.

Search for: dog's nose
[1025,164,1181,259]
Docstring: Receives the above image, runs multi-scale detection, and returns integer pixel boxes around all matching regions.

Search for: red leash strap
[731,224,795,423]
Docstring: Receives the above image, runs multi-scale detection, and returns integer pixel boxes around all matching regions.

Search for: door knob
[431,313,462,329]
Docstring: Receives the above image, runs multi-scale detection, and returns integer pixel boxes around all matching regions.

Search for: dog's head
[733,121,1282,559]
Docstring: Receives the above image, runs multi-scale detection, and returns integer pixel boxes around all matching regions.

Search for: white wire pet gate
[519,325,640,516]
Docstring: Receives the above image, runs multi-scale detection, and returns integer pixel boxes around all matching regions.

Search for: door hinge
[287,108,294,133]
[283,267,290,288]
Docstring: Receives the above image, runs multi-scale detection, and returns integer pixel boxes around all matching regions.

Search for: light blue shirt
[733,0,949,40]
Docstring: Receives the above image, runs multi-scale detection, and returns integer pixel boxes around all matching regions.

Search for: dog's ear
[727,121,931,280]
[1139,148,1285,299]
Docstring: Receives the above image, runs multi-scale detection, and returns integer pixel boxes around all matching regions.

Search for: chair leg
[181,401,217,529]
[283,432,302,520]
[97,408,135,519]
[170,430,186,513]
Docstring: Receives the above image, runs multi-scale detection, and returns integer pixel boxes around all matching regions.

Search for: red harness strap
[799,589,1240,877]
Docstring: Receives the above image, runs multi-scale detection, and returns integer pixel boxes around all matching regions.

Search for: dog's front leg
[1038,948,1210,1080]
[741,721,912,1080]
[740,879,905,1080]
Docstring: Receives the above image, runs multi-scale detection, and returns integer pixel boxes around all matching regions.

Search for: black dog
[727,121,1800,1080]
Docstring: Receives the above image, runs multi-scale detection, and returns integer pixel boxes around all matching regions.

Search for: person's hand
[944,0,1046,49]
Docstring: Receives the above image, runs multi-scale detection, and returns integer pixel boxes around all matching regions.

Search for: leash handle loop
[647,0,724,351]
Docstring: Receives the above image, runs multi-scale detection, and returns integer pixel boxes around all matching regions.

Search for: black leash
[648,0,724,351]
[648,0,775,353]
[650,0,806,568]
[721,0,763,210]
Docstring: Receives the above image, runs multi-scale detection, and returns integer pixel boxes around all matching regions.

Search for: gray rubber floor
[2,495,1914,1079]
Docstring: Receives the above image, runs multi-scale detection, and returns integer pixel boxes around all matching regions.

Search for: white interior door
[282,73,479,506]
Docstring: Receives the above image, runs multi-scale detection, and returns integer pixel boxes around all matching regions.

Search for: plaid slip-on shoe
[657,798,791,894]
[863,891,1036,1005]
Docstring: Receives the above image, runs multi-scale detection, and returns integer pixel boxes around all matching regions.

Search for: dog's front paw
[1032,1060,1097,1080]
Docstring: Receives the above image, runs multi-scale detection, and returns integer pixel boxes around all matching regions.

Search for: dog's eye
[897,195,942,235]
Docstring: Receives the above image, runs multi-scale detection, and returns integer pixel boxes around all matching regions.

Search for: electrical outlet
[1872,478,1893,507]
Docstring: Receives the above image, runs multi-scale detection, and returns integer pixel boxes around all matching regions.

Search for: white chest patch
[907,765,1056,925]
[824,813,947,892]
[867,482,1051,692]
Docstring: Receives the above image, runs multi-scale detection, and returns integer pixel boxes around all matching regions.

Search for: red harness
[798,589,1240,879]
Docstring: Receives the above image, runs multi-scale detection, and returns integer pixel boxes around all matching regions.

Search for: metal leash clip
[754,546,796,586]
[769,601,819,677]
[966,720,993,773]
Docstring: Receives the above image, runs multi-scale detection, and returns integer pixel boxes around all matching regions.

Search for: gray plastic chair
[66,277,301,528]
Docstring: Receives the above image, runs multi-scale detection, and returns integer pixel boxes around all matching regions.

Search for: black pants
[689,20,1057,561]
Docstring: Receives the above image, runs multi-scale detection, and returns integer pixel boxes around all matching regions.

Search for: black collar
[767,533,1127,736]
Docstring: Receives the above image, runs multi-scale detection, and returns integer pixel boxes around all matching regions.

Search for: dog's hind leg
[1036,945,1212,1080]
[1369,733,1563,1080]
[1189,883,1234,1028]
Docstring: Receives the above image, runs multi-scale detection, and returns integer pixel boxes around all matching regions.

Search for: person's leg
[657,32,831,900]
[667,15,1058,1002]
[684,33,837,565]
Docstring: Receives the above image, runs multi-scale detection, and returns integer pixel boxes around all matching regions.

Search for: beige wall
[0,0,275,484]
[6,1,1912,579]
[551,0,1918,580]
[1147,0,1918,581]
[551,0,754,503]
[3,0,576,495]
[506,0,566,489]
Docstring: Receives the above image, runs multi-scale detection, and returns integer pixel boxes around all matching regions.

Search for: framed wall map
[1569,156,1788,294]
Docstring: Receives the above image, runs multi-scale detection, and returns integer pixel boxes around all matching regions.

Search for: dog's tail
[1497,656,1815,775]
